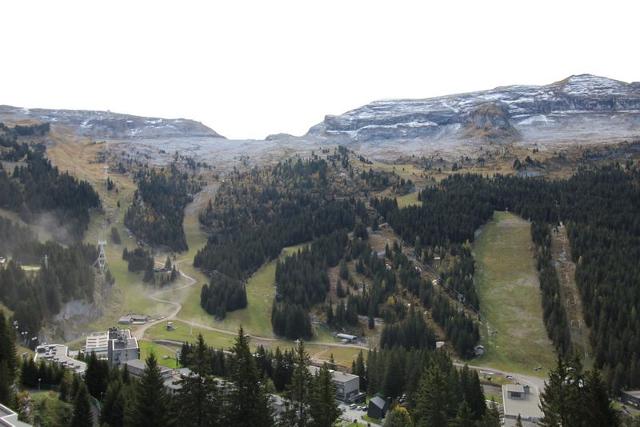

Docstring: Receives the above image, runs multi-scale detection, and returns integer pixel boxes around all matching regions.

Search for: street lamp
[38,378,41,391]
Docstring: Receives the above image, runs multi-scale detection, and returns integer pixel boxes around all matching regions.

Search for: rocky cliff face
[308,75,640,144]
[0,105,223,139]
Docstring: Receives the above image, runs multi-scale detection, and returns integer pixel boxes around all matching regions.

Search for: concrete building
[124,359,173,379]
[34,344,87,375]
[118,314,149,325]
[85,328,140,367]
[505,384,528,399]
[502,383,543,426]
[107,328,140,367]
[621,390,640,408]
[124,360,194,394]
[84,331,110,359]
[0,403,31,427]
[308,366,360,402]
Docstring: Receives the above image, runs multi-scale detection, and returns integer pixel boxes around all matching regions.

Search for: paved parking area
[338,402,373,425]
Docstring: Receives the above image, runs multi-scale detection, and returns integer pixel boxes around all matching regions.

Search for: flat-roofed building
[124,359,173,380]
[0,403,31,427]
[502,383,543,425]
[85,331,110,359]
[118,314,149,325]
[124,360,192,394]
[308,366,360,402]
[107,328,140,367]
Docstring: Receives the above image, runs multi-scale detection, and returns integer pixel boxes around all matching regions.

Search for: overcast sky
[1,1,639,139]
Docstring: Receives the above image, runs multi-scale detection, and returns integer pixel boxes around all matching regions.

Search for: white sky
[1,1,639,139]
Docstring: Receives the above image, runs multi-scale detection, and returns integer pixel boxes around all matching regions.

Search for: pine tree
[354,350,367,390]
[174,334,221,427]
[539,357,569,427]
[583,369,618,427]
[71,382,93,427]
[59,372,71,402]
[143,262,155,283]
[0,311,17,406]
[100,379,126,427]
[452,401,475,427]
[226,327,273,427]
[478,399,501,427]
[460,365,485,419]
[85,352,109,399]
[127,353,173,427]
[383,350,405,398]
[384,407,413,427]
[325,304,334,326]
[282,341,313,426]
[309,363,340,427]
[414,364,448,427]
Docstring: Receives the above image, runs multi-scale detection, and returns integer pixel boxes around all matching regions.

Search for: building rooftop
[502,383,543,421]
[124,359,172,378]
[331,370,359,384]
[124,359,146,371]
[307,366,359,384]
[622,390,640,398]
[0,403,30,427]
[336,333,357,340]
[110,336,139,351]
[369,395,386,409]
[505,384,525,394]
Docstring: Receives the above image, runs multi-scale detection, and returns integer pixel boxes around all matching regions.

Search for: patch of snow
[517,115,553,126]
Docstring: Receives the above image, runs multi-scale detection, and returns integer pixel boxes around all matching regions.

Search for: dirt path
[550,224,591,359]
[133,266,197,339]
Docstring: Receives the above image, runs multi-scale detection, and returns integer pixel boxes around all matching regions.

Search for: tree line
[0,132,100,240]
[271,230,350,339]
[125,163,200,252]
[374,165,640,390]
[531,222,572,356]
[200,271,247,319]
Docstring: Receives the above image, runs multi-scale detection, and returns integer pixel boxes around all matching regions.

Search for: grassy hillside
[144,319,363,368]
[473,211,556,375]
[178,243,308,337]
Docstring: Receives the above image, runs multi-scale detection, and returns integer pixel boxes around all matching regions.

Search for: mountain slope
[0,105,223,139]
[308,74,640,145]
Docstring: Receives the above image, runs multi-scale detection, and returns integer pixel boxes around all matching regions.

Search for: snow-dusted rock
[309,74,640,143]
[0,105,223,139]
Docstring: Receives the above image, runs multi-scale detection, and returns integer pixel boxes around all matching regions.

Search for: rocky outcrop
[463,102,519,140]
[309,74,640,143]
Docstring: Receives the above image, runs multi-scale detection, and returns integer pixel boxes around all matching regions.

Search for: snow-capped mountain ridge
[310,74,640,142]
[0,105,223,139]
